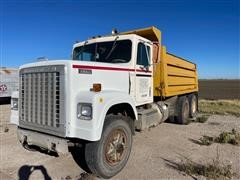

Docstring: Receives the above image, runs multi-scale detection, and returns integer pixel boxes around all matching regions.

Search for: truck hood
[20,60,132,70]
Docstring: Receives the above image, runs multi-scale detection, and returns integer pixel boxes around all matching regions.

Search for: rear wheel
[85,115,132,178]
[188,94,198,118]
[176,96,190,124]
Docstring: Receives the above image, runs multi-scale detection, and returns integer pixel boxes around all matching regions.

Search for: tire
[176,96,190,124]
[188,94,198,118]
[70,143,92,173]
[85,115,133,179]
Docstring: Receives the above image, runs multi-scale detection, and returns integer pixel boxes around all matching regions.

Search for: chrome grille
[19,65,65,137]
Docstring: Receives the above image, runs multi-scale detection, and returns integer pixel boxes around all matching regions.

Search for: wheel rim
[104,128,128,166]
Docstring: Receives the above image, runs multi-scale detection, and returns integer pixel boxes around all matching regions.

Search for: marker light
[112,28,118,35]
[91,83,102,92]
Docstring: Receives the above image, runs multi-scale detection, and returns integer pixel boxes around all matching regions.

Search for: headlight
[77,103,92,120]
[11,98,18,110]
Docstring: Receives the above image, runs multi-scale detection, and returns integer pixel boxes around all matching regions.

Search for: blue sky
[1,0,239,79]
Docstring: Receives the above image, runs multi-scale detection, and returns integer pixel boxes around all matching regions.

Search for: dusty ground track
[1,105,240,179]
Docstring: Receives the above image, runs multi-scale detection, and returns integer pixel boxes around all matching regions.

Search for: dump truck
[13,26,198,178]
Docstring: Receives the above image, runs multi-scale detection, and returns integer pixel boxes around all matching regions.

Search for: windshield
[72,40,132,63]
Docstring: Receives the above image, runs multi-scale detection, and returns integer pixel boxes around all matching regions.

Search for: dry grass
[199,100,240,117]
[199,135,215,146]
[198,129,240,146]
[164,149,234,179]
[195,115,210,123]
[186,114,210,124]
[178,158,233,179]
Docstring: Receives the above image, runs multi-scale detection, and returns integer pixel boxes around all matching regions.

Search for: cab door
[135,41,153,106]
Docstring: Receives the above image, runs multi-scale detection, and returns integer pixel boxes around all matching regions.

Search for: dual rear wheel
[176,94,198,124]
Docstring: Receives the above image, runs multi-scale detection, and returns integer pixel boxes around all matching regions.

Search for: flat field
[199,79,240,100]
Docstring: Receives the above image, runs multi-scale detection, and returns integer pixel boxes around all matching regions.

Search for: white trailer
[0,67,19,102]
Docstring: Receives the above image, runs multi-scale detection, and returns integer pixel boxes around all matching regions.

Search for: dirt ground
[1,104,240,180]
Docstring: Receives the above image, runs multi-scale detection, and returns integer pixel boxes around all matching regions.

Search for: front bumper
[10,110,19,125]
[17,128,69,154]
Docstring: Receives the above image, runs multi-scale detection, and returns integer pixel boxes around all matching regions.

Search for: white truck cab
[15,27,198,178]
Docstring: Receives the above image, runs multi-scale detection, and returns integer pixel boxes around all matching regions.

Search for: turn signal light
[91,83,102,92]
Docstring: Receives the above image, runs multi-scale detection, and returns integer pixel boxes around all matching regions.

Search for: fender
[68,90,138,141]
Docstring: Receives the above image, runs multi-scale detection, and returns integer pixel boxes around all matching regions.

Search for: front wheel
[85,115,132,178]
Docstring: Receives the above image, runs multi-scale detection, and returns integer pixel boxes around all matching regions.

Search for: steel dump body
[122,26,198,98]
[154,47,198,97]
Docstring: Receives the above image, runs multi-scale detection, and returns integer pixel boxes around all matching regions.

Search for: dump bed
[122,26,198,98]
[153,46,198,97]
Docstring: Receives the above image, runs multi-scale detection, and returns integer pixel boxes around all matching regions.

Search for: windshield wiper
[105,36,119,60]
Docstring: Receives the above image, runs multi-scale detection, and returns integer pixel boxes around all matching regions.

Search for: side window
[137,42,150,66]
